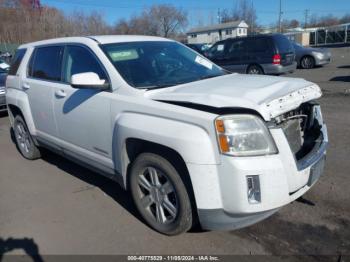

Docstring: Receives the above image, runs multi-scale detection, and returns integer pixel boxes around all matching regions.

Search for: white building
[187,21,249,44]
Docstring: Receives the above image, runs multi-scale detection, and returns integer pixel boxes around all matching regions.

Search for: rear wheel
[129,153,193,235]
[300,56,315,69]
[13,115,41,160]
[246,64,264,75]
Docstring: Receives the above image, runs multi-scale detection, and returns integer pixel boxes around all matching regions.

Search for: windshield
[101,41,226,89]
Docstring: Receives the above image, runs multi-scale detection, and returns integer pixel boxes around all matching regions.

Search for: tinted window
[246,38,271,53]
[227,40,245,54]
[273,34,293,53]
[8,49,26,76]
[63,45,107,83]
[30,46,63,81]
[207,42,225,57]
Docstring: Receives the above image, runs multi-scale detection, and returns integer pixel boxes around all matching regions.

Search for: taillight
[273,54,281,65]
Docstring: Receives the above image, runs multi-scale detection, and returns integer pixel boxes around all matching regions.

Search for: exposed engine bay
[272,101,323,161]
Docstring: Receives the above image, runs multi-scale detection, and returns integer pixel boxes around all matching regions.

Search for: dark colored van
[205,34,297,75]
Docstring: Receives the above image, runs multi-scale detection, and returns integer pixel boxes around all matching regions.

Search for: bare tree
[0,0,111,45]
[113,4,187,38]
[219,0,257,33]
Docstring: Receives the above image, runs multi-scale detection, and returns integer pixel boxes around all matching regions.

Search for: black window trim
[61,43,111,90]
[26,44,64,83]
[8,48,27,76]
[26,42,112,91]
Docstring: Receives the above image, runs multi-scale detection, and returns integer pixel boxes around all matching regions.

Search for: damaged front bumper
[191,103,328,230]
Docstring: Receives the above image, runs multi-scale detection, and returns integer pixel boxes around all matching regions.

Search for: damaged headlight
[215,114,278,156]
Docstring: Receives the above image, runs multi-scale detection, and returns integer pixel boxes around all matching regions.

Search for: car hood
[145,74,322,121]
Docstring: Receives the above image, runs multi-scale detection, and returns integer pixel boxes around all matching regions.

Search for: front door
[224,39,246,73]
[53,45,113,172]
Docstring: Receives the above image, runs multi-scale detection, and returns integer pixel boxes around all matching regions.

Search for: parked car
[0,59,10,72]
[186,43,210,55]
[293,42,331,69]
[6,36,327,235]
[205,34,297,75]
[0,71,6,111]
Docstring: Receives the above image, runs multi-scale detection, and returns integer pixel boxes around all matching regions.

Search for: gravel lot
[0,46,349,258]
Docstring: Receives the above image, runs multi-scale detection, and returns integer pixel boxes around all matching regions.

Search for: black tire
[246,64,264,75]
[13,115,41,160]
[300,56,315,69]
[129,153,193,235]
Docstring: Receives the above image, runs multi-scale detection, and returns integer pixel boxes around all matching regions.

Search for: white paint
[147,73,322,121]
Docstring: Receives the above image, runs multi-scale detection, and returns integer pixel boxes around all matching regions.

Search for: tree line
[0,0,187,44]
[1,0,350,45]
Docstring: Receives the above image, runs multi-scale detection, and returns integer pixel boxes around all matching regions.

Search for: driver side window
[208,42,225,58]
[63,45,108,84]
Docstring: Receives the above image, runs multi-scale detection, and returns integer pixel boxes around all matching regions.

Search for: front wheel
[129,153,193,235]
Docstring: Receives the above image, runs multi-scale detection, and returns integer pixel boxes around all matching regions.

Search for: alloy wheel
[301,57,314,69]
[137,166,178,224]
[15,121,32,154]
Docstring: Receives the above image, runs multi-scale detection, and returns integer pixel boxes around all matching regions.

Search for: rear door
[273,34,295,66]
[24,45,64,138]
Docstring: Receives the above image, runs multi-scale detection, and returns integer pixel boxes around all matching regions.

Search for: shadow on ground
[0,237,44,262]
[41,150,144,224]
[330,76,350,82]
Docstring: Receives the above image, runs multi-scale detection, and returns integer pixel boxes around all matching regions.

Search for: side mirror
[71,72,109,90]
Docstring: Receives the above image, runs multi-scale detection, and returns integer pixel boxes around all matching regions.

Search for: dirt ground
[0,46,349,259]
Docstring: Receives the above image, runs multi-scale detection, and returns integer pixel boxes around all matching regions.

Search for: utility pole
[278,0,283,33]
[217,8,221,24]
[304,9,309,29]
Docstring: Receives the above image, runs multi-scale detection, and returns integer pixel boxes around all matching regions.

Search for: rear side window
[8,49,27,76]
[29,46,63,81]
[246,38,271,53]
[273,34,293,54]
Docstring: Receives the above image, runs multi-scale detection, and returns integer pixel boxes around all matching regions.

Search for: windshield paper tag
[195,56,213,70]
[217,44,224,51]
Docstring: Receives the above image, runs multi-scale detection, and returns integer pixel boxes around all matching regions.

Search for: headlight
[314,52,324,59]
[215,114,278,156]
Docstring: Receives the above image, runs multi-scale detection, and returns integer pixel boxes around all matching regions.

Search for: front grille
[275,102,322,161]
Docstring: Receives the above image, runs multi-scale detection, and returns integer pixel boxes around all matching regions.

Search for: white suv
[6,36,328,235]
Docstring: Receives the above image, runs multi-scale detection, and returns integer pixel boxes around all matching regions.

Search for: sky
[40,0,350,28]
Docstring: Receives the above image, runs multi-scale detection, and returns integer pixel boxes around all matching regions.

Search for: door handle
[22,83,30,90]
[55,89,67,98]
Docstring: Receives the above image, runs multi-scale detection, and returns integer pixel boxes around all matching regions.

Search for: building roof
[187,21,248,34]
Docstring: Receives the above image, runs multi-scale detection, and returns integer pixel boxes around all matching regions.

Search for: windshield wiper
[143,84,176,90]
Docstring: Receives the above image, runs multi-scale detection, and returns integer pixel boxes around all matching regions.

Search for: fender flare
[112,112,219,186]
